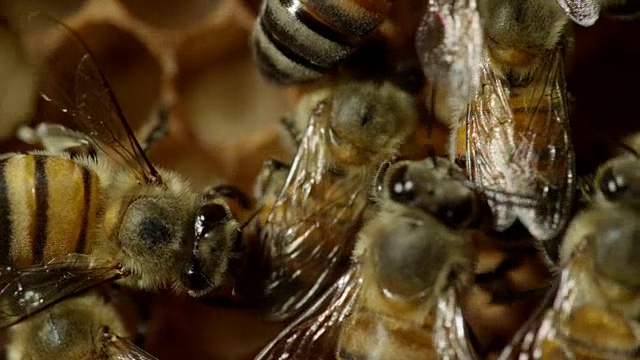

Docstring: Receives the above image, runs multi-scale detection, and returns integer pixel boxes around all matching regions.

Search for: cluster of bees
[0,0,639,359]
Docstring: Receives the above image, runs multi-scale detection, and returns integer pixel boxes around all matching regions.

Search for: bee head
[381,157,480,230]
[181,201,239,297]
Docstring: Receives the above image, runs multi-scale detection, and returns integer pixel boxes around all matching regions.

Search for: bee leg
[16,123,97,158]
[140,103,170,153]
[204,185,252,210]
[372,160,394,197]
[280,116,302,147]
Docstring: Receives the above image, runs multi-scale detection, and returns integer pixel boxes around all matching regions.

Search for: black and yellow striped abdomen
[252,0,394,84]
[0,154,102,267]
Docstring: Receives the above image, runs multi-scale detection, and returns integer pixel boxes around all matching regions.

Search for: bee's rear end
[0,154,101,267]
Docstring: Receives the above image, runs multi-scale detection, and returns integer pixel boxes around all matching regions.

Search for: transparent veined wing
[256,267,361,360]
[31,15,162,185]
[0,253,124,328]
[434,288,477,359]
[462,48,575,241]
[259,102,370,320]
[462,55,520,232]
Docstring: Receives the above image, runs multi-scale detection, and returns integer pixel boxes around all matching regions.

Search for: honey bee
[251,0,397,84]
[251,76,419,321]
[256,157,479,359]
[7,290,157,360]
[0,21,241,329]
[419,0,576,242]
[498,148,640,359]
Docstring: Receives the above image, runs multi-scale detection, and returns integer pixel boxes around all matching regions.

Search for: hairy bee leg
[280,116,302,147]
[140,104,170,153]
[204,184,252,210]
[16,123,96,156]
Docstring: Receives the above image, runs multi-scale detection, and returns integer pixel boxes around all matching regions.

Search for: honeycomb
[0,0,638,359]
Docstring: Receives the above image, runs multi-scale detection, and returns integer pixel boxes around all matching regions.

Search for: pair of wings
[0,254,125,328]
[259,103,370,320]
[462,48,575,241]
[257,267,476,359]
[33,15,162,186]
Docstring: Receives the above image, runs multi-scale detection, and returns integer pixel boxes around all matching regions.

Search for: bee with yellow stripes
[0,21,242,332]
[256,157,479,359]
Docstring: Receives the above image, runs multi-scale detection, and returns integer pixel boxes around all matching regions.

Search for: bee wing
[509,48,576,241]
[260,106,369,320]
[256,267,362,360]
[0,254,123,328]
[556,0,600,26]
[464,50,575,240]
[36,18,161,185]
[417,0,483,110]
[434,288,477,358]
[463,58,520,232]
[102,329,159,360]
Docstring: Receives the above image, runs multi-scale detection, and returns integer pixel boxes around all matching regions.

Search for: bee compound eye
[199,203,229,224]
[181,257,212,294]
[388,165,416,203]
[598,166,629,202]
[195,203,229,238]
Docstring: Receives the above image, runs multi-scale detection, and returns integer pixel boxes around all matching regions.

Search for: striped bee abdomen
[0,155,102,267]
[253,0,394,84]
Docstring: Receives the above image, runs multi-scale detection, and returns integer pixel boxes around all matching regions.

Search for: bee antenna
[448,173,540,207]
